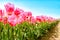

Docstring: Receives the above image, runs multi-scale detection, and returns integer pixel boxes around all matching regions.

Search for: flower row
[0,3,55,26]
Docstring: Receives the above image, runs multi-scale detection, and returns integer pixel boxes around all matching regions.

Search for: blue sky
[0,0,60,18]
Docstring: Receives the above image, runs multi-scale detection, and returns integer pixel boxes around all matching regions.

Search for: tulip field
[0,3,59,40]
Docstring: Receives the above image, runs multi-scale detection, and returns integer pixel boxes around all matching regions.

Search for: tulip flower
[0,9,4,22]
[36,16,43,22]
[4,3,14,15]
[8,14,17,26]
[17,16,24,24]
[2,17,8,24]
[40,16,48,22]
[22,12,32,21]
[30,16,36,24]
[14,8,24,17]
[9,20,17,26]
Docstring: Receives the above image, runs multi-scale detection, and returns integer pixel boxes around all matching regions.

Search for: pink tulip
[17,16,24,24]
[36,16,43,22]
[40,16,48,22]
[4,3,14,15]
[22,12,32,21]
[0,9,4,22]
[14,8,24,17]
[8,14,17,26]
[3,17,8,24]
[9,20,17,26]
[30,16,36,24]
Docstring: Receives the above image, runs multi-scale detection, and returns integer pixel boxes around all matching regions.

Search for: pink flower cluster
[0,3,55,26]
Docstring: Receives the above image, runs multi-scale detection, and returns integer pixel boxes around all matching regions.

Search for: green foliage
[0,21,59,40]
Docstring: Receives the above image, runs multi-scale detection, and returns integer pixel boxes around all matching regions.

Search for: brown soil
[40,22,60,40]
